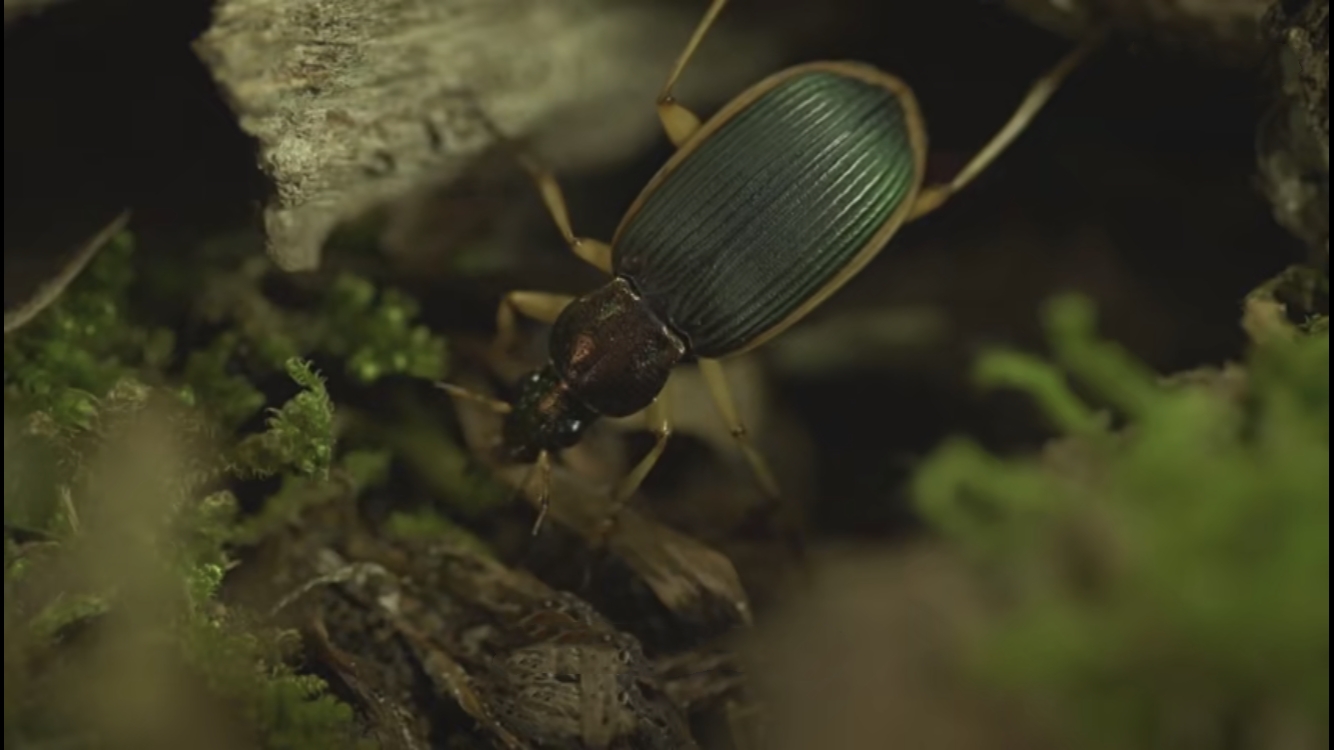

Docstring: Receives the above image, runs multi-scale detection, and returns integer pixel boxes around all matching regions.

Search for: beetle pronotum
[443,0,1105,534]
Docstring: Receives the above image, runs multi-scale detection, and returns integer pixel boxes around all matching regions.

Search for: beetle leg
[435,382,513,414]
[908,28,1107,221]
[698,358,780,497]
[494,290,576,356]
[469,103,614,272]
[656,0,729,147]
[599,394,673,538]
[513,151,614,272]
[529,450,555,535]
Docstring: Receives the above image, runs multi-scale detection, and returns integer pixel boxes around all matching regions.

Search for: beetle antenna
[435,381,513,414]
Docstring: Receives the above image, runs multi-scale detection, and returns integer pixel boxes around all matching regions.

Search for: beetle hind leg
[699,358,780,498]
[656,0,730,147]
[908,28,1107,221]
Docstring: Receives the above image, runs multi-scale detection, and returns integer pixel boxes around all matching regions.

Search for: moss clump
[2,226,470,749]
[4,367,367,749]
[233,358,336,479]
[914,294,1329,749]
[4,232,173,433]
[315,272,449,384]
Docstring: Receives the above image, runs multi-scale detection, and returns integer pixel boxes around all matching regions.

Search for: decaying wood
[262,515,717,749]
[194,0,783,271]
[1001,0,1271,64]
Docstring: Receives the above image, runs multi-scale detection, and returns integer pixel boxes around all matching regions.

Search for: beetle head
[500,364,598,464]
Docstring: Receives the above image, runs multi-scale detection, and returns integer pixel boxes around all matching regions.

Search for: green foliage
[384,507,493,556]
[317,272,448,384]
[1,231,462,749]
[4,386,367,750]
[181,332,268,430]
[234,359,336,478]
[914,294,1329,748]
[180,605,370,750]
[231,449,390,546]
[4,232,173,432]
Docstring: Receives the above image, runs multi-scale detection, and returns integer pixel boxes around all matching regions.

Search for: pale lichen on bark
[195,0,782,271]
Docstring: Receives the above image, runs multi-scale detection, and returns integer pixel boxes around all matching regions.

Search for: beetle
[442,0,1105,533]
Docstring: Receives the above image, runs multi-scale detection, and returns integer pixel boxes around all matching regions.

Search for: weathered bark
[195,0,784,271]
[1257,0,1329,267]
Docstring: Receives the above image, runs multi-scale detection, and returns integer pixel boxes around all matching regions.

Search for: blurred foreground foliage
[3,230,455,749]
[915,292,1329,748]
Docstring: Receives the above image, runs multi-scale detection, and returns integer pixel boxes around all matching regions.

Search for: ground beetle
[443,0,1105,532]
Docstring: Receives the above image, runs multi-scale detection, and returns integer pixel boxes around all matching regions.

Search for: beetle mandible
[442,0,1106,533]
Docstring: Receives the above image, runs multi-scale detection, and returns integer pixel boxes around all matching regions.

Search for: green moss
[233,359,336,479]
[914,294,1329,748]
[3,224,488,748]
[27,592,110,642]
[4,231,173,432]
[181,332,268,430]
[180,608,371,750]
[384,507,494,556]
[316,273,448,383]
[231,449,389,546]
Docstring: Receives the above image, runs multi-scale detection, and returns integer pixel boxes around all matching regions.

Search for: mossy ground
[4,225,1327,748]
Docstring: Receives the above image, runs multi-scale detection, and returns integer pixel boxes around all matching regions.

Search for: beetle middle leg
[699,358,780,498]
[468,100,613,272]
[493,290,576,356]
[655,0,729,147]
[908,28,1107,221]
[514,152,614,273]
[598,393,673,539]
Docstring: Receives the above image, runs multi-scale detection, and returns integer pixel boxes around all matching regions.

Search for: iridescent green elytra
[615,67,921,357]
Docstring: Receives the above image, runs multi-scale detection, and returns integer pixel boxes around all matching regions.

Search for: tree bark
[195,0,785,271]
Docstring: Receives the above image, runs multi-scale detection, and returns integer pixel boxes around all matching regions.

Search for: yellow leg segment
[699,358,780,497]
[492,290,576,356]
[656,0,730,147]
[909,29,1107,220]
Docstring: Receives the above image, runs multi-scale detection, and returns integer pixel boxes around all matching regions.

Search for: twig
[4,211,130,335]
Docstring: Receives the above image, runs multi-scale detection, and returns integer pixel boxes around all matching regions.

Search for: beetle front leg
[656,0,729,147]
[494,290,576,356]
[699,358,780,498]
[908,29,1106,221]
